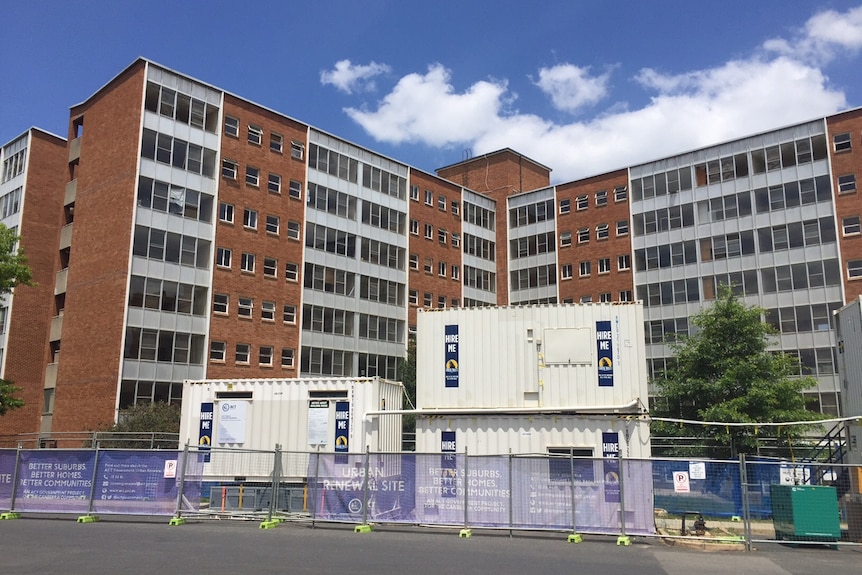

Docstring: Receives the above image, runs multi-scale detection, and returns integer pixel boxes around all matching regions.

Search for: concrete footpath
[0,516,859,575]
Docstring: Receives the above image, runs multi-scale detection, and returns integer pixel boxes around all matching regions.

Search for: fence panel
[0,448,17,510]
[11,449,95,514]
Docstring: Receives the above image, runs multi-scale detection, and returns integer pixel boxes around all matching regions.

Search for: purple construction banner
[91,451,191,516]
[0,449,16,509]
[13,450,95,514]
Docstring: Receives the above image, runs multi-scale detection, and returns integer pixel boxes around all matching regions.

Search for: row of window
[308,143,358,183]
[145,82,219,133]
[409,254,461,281]
[560,221,627,246]
[558,186,627,215]
[211,341,296,368]
[408,290,461,309]
[132,225,210,269]
[510,264,557,291]
[561,290,634,304]
[463,233,495,261]
[213,293,297,323]
[118,380,183,409]
[308,182,357,219]
[561,255,630,279]
[214,248,300,280]
[137,177,213,223]
[124,327,205,364]
[128,275,208,316]
[463,201,495,231]
[0,187,21,219]
[218,202,301,239]
[141,129,217,178]
[509,199,555,228]
[1,148,26,183]
[301,304,405,343]
[410,185,461,216]
[222,160,303,199]
[299,347,400,379]
[224,115,304,159]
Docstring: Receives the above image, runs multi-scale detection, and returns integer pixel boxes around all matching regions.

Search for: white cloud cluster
[326,6,862,182]
[320,59,390,94]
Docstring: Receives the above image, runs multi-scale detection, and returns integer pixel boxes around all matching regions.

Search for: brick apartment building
[1,58,861,442]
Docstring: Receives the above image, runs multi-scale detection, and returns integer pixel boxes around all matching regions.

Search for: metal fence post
[739,453,752,551]
[260,444,281,529]
[6,445,22,516]
[460,447,471,538]
[79,442,101,523]
[568,450,582,543]
[354,445,372,532]
[508,453,514,538]
[170,442,191,525]
[616,453,630,546]
[311,446,321,528]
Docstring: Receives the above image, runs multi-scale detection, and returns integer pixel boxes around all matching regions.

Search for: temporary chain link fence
[1,445,860,547]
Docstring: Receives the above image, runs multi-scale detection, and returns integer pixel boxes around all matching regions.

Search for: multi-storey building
[1,58,860,443]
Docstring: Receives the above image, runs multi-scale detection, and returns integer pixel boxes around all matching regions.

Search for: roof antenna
[463,148,472,161]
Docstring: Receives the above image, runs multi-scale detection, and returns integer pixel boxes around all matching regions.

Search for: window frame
[247,124,263,146]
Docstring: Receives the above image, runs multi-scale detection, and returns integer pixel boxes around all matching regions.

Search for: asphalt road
[1,516,860,575]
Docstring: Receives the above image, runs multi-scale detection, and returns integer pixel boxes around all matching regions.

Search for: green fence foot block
[354,524,373,533]
[459,529,472,538]
[259,520,280,530]
[0,512,21,520]
[616,536,631,546]
[567,533,583,544]
[731,516,742,522]
[169,517,186,526]
[76,515,99,523]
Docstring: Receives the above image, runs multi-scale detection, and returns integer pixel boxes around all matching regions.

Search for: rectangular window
[616,220,629,236]
[577,228,589,243]
[451,233,461,248]
[216,247,231,268]
[451,201,460,215]
[838,174,857,193]
[410,219,419,235]
[222,159,237,179]
[596,223,609,240]
[598,258,611,273]
[219,202,234,223]
[560,231,572,247]
[425,190,433,205]
[281,348,295,368]
[213,293,229,314]
[579,261,591,276]
[261,301,275,321]
[409,254,419,270]
[619,290,633,302]
[438,229,448,244]
[561,264,573,279]
[285,262,299,282]
[259,346,274,366]
[618,254,631,271]
[263,257,277,277]
[424,224,433,239]
[580,295,592,303]
[283,305,297,324]
[240,252,255,273]
[288,180,302,199]
[848,259,862,278]
[238,297,253,318]
[600,292,612,303]
[576,195,588,210]
[245,166,260,187]
[236,343,251,364]
[410,185,419,201]
[437,296,446,309]
[287,220,301,240]
[270,133,283,153]
[451,265,460,280]
[290,141,304,160]
[264,215,279,235]
[843,216,861,236]
[614,186,627,202]
[438,195,447,211]
[248,125,263,145]
[423,292,432,307]
[268,173,281,194]
[408,290,418,305]
[424,257,433,274]
[438,261,447,277]
[559,199,571,214]
[243,208,257,229]
[595,190,608,206]
[210,341,226,361]
[224,116,239,138]
[834,132,852,152]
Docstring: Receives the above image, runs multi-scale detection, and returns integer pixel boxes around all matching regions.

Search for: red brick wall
[205,95,306,377]
[437,150,551,198]
[0,131,67,438]
[828,110,862,303]
[51,63,146,432]
[406,171,463,329]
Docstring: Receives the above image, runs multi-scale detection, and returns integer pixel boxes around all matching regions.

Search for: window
[577,227,589,243]
[283,305,296,324]
[245,166,260,187]
[222,159,237,179]
[580,295,592,303]
[248,125,263,145]
[451,265,460,280]
[424,224,433,239]
[423,292,432,307]
[560,232,572,247]
[438,195,447,211]
[224,116,239,138]
[843,216,861,236]
[261,301,275,321]
[438,262,447,277]
[263,257,277,277]
[243,208,257,229]
[410,219,419,235]
[600,292,612,303]
[270,133,283,153]
[409,254,419,270]
[848,259,862,278]
[616,220,629,236]
[281,348,295,368]
[290,141,304,160]
[425,190,433,205]
[235,343,251,364]
[576,195,588,210]
[287,220,301,240]
[438,229,448,244]
[213,293,229,314]
[262,215,278,235]
[838,174,857,193]
[559,199,571,214]
[238,297,253,318]
[451,201,460,215]
[579,261,591,276]
[285,262,299,282]
[620,290,633,302]
[219,202,234,223]
[216,247,232,268]
[424,257,433,274]
[561,264,573,279]
[834,132,852,152]
[210,341,226,361]
[618,254,631,270]
[410,185,419,201]
[437,296,446,309]
[595,190,608,206]
[259,346,274,366]
[409,290,418,305]
[596,223,609,240]
[598,258,611,273]
[268,173,281,194]
[240,252,255,273]
[614,186,627,202]
[289,180,302,199]
[451,233,461,248]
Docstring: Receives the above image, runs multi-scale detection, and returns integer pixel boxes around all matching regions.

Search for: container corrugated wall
[416,303,648,410]
[836,298,862,466]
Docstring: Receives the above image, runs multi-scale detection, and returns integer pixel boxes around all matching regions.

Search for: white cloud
[333,6,857,182]
[320,60,391,94]
[534,64,611,113]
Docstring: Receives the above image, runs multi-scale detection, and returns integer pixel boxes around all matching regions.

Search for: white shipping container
[179,377,403,481]
[835,298,862,467]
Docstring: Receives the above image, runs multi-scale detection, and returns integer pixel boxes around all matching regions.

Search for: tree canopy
[97,401,182,448]
[651,286,823,456]
[0,224,34,416]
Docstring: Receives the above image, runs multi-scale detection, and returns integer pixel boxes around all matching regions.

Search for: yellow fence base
[567,533,583,543]
[354,524,373,533]
[76,515,99,523]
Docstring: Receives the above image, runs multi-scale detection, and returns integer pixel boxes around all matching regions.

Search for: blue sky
[4,1,862,182]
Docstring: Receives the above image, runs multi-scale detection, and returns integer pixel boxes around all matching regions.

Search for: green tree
[0,224,34,416]
[97,402,181,448]
[651,286,823,457]
[398,337,417,444]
